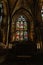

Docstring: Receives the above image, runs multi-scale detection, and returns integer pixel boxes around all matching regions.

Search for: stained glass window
[16,16,28,41]
[41,5,43,20]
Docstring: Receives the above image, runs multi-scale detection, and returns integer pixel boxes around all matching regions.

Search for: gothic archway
[9,8,35,43]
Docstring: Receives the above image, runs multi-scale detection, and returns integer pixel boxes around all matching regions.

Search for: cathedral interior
[0,0,43,65]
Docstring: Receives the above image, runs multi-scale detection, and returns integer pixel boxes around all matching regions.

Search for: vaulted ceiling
[2,0,35,16]
[1,0,42,22]
[7,0,34,12]
[1,0,43,12]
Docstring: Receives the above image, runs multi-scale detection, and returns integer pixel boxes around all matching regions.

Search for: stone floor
[0,55,43,65]
[0,60,43,65]
[0,49,43,65]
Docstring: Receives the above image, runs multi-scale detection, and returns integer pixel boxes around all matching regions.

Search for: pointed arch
[12,7,33,19]
[9,8,35,42]
[12,8,34,23]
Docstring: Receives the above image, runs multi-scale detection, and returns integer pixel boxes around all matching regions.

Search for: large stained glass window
[16,16,28,41]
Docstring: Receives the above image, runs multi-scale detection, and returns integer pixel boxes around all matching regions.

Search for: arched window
[16,16,28,41]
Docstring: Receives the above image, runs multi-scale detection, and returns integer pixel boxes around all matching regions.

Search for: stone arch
[9,8,35,42]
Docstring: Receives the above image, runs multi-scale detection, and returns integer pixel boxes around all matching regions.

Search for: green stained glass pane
[24,21,27,30]
[0,3,2,8]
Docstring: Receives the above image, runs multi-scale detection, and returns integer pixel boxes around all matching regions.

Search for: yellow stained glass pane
[16,22,20,30]
[20,21,23,30]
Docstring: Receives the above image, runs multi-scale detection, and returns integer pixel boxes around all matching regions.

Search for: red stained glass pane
[16,31,20,41]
